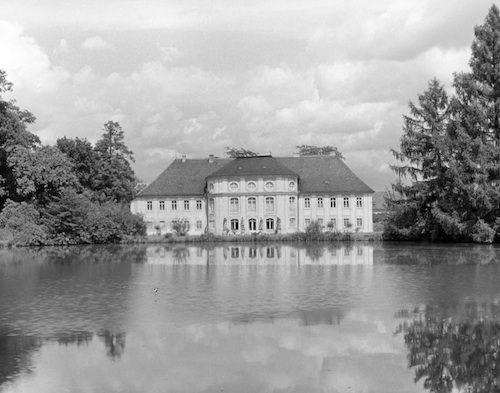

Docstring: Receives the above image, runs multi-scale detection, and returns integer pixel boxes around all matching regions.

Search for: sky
[0,0,495,191]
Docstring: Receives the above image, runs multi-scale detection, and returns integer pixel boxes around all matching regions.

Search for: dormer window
[229,182,239,192]
[265,181,274,191]
[247,181,256,191]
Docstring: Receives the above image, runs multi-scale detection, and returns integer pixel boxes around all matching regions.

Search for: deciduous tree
[0,70,39,209]
[295,145,344,159]
[224,147,258,157]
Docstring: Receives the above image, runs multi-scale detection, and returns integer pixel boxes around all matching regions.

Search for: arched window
[209,198,214,213]
[289,197,295,210]
[230,219,239,231]
[266,218,274,230]
[247,197,256,212]
[248,218,257,231]
[265,197,274,212]
[230,197,239,213]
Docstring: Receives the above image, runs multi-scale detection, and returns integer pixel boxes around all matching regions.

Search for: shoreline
[142,231,383,244]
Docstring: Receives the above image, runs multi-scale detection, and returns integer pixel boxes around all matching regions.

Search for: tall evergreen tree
[93,121,136,203]
[387,5,500,243]
[386,79,452,240]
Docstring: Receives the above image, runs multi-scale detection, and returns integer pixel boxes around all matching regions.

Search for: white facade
[131,197,208,235]
[130,155,374,235]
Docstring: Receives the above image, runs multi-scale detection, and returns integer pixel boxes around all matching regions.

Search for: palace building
[130,154,374,235]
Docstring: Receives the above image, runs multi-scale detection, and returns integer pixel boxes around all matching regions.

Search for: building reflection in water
[145,243,373,266]
[395,302,500,393]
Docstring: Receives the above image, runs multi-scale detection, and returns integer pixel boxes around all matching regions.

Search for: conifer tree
[386,5,500,243]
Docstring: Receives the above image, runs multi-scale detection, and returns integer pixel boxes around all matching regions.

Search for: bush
[0,200,48,246]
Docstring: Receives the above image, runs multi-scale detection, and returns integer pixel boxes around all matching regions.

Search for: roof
[277,156,374,194]
[136,154,374,198]
[207,156,298,178]
[137,157,231,197]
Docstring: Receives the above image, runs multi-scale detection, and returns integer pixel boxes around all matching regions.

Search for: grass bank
[143,231,383,244]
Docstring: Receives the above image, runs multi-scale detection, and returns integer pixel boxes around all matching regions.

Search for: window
[249,247,257,258]
[172,200,177,210]
[290,217,296,227]
[196,220,203,230]
[330,198,336,208]
[266,218,274,230]
[356,197,363,208]
[231,247,239,258]
[209,220,215,230]
[247,182,256,191]
[344,248,350,256]
[265,181,274,191]
[317,197,323,208]
[159,221,165,228]
[344,218,350,227]
[289,181,296,191]
[229,182,239,192]
[343,197,349,208]
[209,183,214,192]
[318,218,323,226]
[357,218,363,227]
[230,197,239,213]
[248,218,257,231]
[159,200,165,210]
[147,201,152,210]
[265,197,274,212]
[305,218,311,227]
[231,219,239,231]
[304,197,311,208]
[185,221,190,231]
[196,200,202,210]
[357,247,363,256]
[184,200,189,210]
[330,218,337,229]
[266,247,275,258]
[209,198,214,213]
[248,197,256,212]
[289,196,296,210]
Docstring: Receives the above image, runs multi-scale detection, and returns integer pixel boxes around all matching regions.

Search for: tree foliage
[8,145,78,205]
[396,304,500,393]
[0,70,40,210]
[0,71,146,245]
[93,121,136,203]
[224,146,258,158]
[56,137,100,191]
[295,145,344,159]
[386,5,500,243]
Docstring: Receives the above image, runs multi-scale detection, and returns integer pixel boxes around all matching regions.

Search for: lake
[1,242,500,393]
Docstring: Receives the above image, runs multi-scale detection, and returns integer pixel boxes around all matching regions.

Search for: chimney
[181,155,186,162]
[209,154,214,163]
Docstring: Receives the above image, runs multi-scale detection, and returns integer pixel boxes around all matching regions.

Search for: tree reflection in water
[97,330,126,360]
[396,303,500,392]
[0,331,41,386]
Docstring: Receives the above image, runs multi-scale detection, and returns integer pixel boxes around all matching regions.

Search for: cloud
[1,0,496,191]
[82,35,111,50]
[157,44,182,63]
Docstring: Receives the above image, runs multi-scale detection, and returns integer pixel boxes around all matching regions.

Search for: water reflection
[2,242,500,392]
[146,243,373,265]
[0,331,41,386]
[396,303,500,392]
